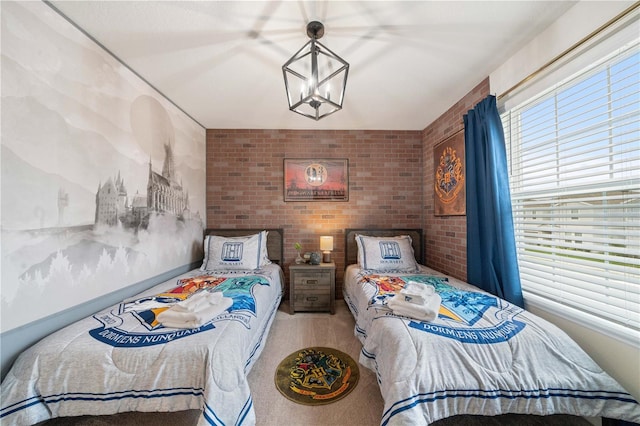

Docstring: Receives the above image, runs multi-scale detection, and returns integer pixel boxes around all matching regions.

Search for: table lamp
[320,236,334,263]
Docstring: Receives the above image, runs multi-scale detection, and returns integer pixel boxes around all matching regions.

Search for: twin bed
[2,227,639,426]
[1,229,284,426]
[342,229,639,425]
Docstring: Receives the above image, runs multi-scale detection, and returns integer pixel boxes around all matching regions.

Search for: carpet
[274,346,359,405]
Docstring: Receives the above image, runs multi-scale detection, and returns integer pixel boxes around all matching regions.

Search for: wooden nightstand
[289,262,336,314]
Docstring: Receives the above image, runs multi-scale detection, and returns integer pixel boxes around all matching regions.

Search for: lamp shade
[320,236,334,263]
[320,236,334,252]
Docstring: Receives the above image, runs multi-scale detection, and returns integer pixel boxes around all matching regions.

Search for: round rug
[274,346,359,405]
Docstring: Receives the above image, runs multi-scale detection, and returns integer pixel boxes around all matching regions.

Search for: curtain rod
[498,1,640,101]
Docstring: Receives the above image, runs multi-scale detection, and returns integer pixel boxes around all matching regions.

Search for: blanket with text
[1,264,283,426]
[343,264,640,425]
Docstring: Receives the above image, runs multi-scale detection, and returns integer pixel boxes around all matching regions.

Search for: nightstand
[289,262,336,314]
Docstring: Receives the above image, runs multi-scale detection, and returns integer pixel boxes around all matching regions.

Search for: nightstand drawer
[294,272,330,287]
[293,291,331,310]
[294,287,330,298]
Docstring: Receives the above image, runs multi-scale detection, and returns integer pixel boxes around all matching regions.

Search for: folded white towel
[400,281,435,305]
[172,291,224,313]
[158,296,233,328]
[388,292,441,322]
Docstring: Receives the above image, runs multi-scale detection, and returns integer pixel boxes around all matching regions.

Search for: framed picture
[433,132,466,216]
[284,158,349,202]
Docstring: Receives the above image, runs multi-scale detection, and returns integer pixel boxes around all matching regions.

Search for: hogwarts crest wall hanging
[434,132,466,216]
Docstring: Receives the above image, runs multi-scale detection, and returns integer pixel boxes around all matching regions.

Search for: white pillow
[355,234,419,273]
[201,231,271,271]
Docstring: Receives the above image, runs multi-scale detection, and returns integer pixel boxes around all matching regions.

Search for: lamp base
[322,251,331,263]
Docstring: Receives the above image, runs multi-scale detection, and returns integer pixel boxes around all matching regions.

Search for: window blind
[501,40,640,344]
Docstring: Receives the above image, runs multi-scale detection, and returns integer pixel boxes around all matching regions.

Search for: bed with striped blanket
[1,229,284,426]
[342,229,639,426]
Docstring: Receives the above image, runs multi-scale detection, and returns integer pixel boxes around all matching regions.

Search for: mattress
[343,264,640,425]
[1,263,283,426]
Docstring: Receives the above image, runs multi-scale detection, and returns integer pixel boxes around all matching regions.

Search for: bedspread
[343,264,640,425]
[1,263,283,426]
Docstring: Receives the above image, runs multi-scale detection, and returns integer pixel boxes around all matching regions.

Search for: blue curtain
[464,95,524,308]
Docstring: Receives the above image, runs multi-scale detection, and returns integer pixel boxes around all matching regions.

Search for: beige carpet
[247,301,383,426]
[38,301,591,426]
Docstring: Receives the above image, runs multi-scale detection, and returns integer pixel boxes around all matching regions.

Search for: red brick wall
[422,78,490,281]
[206,129,423,299]
[206,79,489,297]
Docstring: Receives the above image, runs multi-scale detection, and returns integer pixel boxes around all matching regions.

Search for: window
[501,40,639,343]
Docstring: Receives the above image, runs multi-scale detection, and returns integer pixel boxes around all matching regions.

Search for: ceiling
[48,1,577,131]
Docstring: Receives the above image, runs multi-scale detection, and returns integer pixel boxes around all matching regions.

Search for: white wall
[490,0,639,402]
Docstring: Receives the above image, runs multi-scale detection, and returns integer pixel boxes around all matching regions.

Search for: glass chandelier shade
[282,21,349,121]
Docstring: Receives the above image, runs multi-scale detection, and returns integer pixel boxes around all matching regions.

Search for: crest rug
[274,347,359,405]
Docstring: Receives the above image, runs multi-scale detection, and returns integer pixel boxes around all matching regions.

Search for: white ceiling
[49,0,577,131]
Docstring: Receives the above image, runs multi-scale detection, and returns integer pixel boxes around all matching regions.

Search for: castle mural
[0,1,206,332]
[95,143,197,229]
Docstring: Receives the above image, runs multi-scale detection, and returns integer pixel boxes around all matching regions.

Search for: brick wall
[422,77,490,281]
[206,78,489,298]
[206,129,423,299]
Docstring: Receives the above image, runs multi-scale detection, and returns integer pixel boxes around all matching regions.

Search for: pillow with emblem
[201,231,271,271]
[355,234,419,273]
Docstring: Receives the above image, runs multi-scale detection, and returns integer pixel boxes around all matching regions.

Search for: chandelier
[282,21,350,121]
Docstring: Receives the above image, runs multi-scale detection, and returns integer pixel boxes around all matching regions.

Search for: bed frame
[344,228,424,267]
[205,228,284,265]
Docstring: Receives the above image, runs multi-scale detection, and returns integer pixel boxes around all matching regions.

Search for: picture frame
[284,158,349,202]
[433,132,466,216]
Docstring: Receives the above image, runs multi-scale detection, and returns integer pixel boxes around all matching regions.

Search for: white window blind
[501,40,640,344]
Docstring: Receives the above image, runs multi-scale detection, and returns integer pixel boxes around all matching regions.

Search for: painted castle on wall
[1,1,206,333]
[95,142,197,229]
